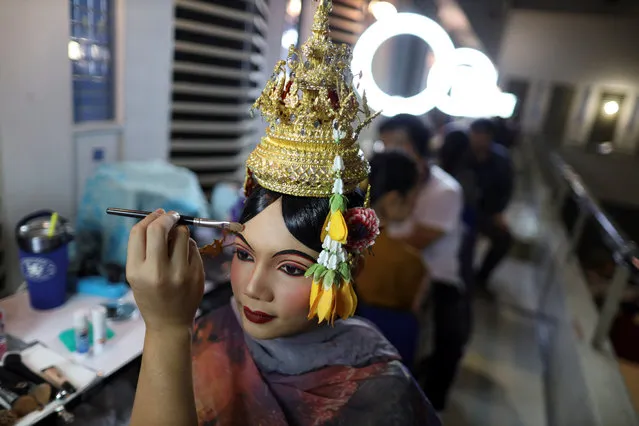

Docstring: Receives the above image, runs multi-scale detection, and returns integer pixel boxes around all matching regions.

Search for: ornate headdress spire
[246,0,380,324]
[311,0,331,34]
[247,0,378,198]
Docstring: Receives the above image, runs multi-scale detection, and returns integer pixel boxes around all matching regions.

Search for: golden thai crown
[245,0,380,325]
[246,0,379,198]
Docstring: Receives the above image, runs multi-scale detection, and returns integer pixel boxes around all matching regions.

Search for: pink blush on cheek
[229,257,245,296]
[276,281,312,317]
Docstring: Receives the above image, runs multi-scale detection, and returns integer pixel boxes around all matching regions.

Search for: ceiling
[509,0,639,15]
[410,0,639,60]
[410,0,506,59]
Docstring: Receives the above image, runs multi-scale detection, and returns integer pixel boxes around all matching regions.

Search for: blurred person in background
[467,119,515,293]
[379,114,468,412]
[425,109,453,152]
[356,151,429,370]
[493,117,520,150]
[439,129,478,295]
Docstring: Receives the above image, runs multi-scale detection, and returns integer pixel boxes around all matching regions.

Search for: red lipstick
[243,306,275,324]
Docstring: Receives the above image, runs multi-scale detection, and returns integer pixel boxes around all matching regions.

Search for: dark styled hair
[470,118,496,136]
[378,114,432,159]
[239,184,365,253]
[369,152,419,205]
[440,130,470,174]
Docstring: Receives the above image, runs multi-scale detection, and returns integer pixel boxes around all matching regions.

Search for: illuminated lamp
[368,1,398,21]
[68,41,82,61]
[427,48,517,118]
[281,29,299,50]
[352,14,518,118]
[602,100,620,116]
[427,47,496,117]
[287,0,302,18]
[351,13,455,117]
[427,47,517,118]
[494,92,518,119]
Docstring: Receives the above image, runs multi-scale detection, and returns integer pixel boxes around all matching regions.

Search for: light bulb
[281,29,299,50]
[602,100,619,116]
[287,0,302,18]
[368,1,397,21]
[68,41,82,61]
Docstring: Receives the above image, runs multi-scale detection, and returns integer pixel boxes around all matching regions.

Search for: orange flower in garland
[305,154,356,325]
[309,279,356,324]
[335,280,357,319]
[328,210,348,244]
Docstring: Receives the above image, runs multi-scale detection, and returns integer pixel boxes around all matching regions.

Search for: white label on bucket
[21,258,57,282]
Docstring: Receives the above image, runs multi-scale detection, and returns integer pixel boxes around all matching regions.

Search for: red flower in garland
[344,207,380,253]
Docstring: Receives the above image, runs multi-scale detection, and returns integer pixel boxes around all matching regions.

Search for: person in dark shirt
[439,129,477,294]
[467,118,514,292]
[493,117,519,150]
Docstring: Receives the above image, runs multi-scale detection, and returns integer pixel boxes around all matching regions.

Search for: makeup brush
[106,208,244,234]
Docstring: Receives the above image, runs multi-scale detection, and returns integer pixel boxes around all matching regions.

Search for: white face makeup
[230,199,320,340]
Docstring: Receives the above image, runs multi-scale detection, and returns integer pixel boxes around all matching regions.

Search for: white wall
[121,0,175,161]
[0,0,75,292]
[0,0,175,292]
[499,10,639,151]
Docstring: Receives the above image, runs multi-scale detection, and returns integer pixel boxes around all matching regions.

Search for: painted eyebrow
[236,235,315,263]
[272,250,316,264]
[235,234,253,250]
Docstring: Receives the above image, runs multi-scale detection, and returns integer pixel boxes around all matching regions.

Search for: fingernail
[168,211,180,220]
[155,208,165,214]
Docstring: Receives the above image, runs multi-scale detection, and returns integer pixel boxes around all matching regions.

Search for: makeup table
[4,254,230,361]
[0,290,143,425]
[0,290,145,378]
[0,277,230,424]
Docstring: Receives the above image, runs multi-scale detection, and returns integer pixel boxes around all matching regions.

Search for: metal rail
[549,153,638,348]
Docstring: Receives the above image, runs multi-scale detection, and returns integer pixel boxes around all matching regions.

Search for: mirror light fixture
[602,100,620,116]
[368,1,398,21]
[351,13,517,118]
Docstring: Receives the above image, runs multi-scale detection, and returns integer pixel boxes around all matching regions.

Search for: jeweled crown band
[246,134,368,198]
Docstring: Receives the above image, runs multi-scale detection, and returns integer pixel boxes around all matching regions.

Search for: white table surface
[0,278,217,378]
[0,280,217,424]
[0,290,145,378]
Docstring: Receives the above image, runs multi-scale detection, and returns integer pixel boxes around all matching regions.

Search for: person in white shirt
[379,114,470,412]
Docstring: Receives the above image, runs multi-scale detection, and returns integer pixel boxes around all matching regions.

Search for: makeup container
[73,310,89,358]
[91,306,107,355]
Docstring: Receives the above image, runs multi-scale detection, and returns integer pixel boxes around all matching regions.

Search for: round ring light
[351,13,455,117]
[427,47,498,118]
[352,13,517,118]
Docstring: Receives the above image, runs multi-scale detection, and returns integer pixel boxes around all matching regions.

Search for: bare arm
[125,210,204,426]
[130,328,197,426]
[403,186,462,250]
[403,224,444,251]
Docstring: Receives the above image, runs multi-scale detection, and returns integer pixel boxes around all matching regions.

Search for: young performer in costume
[126,1,440,424]
[356,152,429,369]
